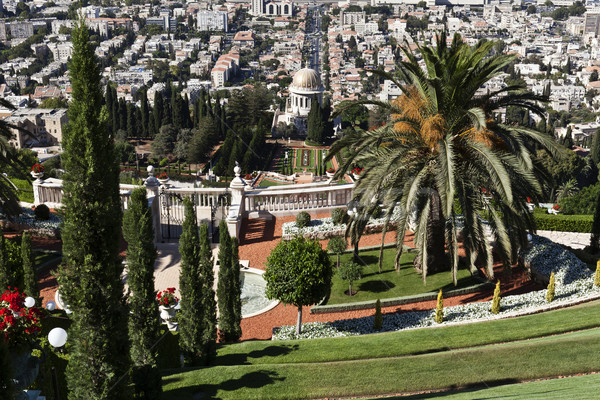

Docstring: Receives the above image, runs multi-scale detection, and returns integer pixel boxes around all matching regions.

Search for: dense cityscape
[2,0,600,399]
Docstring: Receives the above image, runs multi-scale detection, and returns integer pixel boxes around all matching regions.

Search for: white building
[197,11,228,32]
[272,68,324,135]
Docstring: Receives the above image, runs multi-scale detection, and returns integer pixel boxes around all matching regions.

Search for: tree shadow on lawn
[215,344,300,366]
[164,369,284,399]
[359,280,396,293]
[369,378,577,399]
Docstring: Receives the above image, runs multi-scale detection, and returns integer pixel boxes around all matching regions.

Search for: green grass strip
[213,300,600,366]
[163,327,600,399]
[371,372,600,399]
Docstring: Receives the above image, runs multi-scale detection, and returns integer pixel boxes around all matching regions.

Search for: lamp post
[48,327,67,400]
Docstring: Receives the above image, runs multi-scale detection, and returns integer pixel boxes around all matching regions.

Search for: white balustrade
[245,183,354,214]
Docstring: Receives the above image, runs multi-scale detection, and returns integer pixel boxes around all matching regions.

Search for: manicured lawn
[375,369,600,399]
[214,300,600,366]
[258,179,292,187]
[295,148,315,169]
[162,325,600,399]
[11,177,34,203]
[326,248,478,305]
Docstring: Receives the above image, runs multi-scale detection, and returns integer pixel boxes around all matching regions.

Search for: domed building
[272,67,325,136]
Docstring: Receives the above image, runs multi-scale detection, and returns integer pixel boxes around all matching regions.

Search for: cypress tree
[21,232,39,302]
[56,18,130,399]
[595,261,600,287]
[435,289,443,323]
[105,85,114,133]
[127,103,136,139]
[307,97,324,144]
[112,88,120,134]
[491,281,501,314]
[373,298,382,330]
[590,190,600,251]
[591,128,600,164]
[119,97,127,131]
[140,89,149,138]
[0,227,8,292]
[153,92,163,131]
[217,220,242,341]
[546,272,555,303]
[183,94,192,129]
[198,222,217,362]
[123,188,161,399]
[178,198,205,365]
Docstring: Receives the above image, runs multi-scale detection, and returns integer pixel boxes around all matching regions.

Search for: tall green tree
[591,128,600,164]
[140,89,149,138]
[329,32,560,283]
[265,236,333,335]
[0,97,26,217]
[153,91,163,132]
[307,96,324,144]
[217,220,241,341]
[21,232,39,302]
[178,198,205,364]
[198,222,217,363]
[123,188,161,399]
[56,18,130,399]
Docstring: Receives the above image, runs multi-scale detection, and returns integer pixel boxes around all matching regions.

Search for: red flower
[351,167,363,175]
[553,204,560,210]
[0,288,43,346]
[157,287,178,307]
[31,164,44,173]
[157,172,168,180]
[527,197,533,203]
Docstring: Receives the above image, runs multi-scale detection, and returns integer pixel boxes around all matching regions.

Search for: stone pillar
[144,165,161,243]
[227,162,246,238]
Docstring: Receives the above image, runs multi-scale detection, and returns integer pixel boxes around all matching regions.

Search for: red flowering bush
[157,288,178,307]
[31,164,44,173]
[553,204,560,210]
[527,197,533,203]
[0,287,43,346]
[244,174,253,180]
[157,172,168,180]
[327,168,335,173]
[351,167,363,175]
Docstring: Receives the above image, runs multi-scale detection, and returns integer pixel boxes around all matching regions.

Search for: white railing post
[32,176,43,206]
[227,163,246,239]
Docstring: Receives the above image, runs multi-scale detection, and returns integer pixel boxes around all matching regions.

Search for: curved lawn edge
[311,281,493,314]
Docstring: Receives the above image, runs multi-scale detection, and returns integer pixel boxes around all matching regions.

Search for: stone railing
[244,182,354,216]
[32,178,140,210]
[31,166,356,241]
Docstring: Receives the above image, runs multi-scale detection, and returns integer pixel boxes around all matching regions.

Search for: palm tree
[0,98,27,217]
[329,32,560,284]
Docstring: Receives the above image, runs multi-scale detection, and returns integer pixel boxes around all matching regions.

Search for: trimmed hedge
[534,213,593,233]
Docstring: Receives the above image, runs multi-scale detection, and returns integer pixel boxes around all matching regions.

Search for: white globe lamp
[48,327,68,348]
[24,297,35,308]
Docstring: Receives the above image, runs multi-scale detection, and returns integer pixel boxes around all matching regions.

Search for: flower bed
[282,208,402,240]
[0,207,61,237]
[272,235,599,340]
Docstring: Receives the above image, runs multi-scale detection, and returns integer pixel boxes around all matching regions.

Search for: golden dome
[291,68,322,90]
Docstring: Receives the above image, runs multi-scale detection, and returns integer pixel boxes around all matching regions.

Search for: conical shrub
[546,272,555,303]
[435,290,443,324]
[491,281,501,314]
[373,299,382,331]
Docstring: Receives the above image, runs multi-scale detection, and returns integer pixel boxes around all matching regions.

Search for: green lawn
[294,148,315,169]
[373,373,600,400]
[163,319,600,399]
[326,249,478,305]
[10,177,34,203]
[258,179,292,187]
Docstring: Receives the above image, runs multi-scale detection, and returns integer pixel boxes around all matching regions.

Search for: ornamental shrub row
[533,213,593,233]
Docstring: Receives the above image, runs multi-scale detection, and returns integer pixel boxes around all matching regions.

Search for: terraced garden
[162,300,600,399]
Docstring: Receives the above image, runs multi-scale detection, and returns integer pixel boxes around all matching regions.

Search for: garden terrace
[161,300,600,399]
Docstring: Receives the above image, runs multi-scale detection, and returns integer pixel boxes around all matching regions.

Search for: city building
[196,11,228,32]
[6,108,68,149]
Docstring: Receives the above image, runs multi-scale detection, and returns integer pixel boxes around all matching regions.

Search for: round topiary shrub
[34,204,50,221]
[331,208,346,225]
[296,211,311,228]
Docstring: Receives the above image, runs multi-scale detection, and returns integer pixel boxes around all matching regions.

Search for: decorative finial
[234,161,241,177]
[147,165,154,176]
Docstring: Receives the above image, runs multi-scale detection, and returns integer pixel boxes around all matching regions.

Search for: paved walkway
[537,230,591,249]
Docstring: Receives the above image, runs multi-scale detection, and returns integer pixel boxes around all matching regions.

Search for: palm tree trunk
[415,190,447,274]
